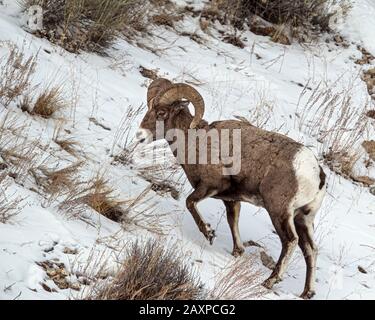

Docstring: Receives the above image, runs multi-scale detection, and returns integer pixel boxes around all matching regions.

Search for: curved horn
[147,78,172,110]
[155,84,205,129]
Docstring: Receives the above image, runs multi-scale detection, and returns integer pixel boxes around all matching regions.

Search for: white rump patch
[292,148,322,209]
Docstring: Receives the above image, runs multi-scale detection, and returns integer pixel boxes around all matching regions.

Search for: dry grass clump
[30,86,66,118]
[22,0,150,53]
[0,113,42,183]
[52,127,80,157]
[297,77,372,182]
[210,255,265,300]
[204,0,350,41]
[29,162,83,204]
[0,172,24,224]
[111,103,146,161]
[89,239,204,300]
[0,45,37,107]
[60,173,128,222]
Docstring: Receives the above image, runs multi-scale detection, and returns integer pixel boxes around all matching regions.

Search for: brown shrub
[22,0,150,53]
[89,240,204,300]
[60,173,128,222]
[210,255,265,300]
[31,86,66,118]
[0,45,37,107]
[0,173,24,224]
[29,162,83,204]
[204,0,350,41]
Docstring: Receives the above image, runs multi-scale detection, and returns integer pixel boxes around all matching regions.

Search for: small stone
[63,247,78,255]
[358,266,368,274]
[69,282,81,291]
[244,240,263,248]
[334,35,343,43]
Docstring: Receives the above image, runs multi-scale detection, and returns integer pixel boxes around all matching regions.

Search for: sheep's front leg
[224,201,245,257]
[186,186,217,244]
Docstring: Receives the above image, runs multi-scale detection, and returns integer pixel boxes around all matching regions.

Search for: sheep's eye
[156,110,168,120]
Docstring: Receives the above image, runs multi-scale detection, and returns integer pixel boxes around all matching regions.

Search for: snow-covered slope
[0,0,374,300]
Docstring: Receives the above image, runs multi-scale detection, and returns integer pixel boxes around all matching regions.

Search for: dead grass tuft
[29,162,83,204]
[297,77,371,181]
[22,0,151,53]
[0,172,25,224]
[53,126,80,157]
[31,86,66,118]
[60,173,128,223]
[210,255,265,300]
[0,44,37,107]
[204,0,351,42]
[88,239,204,300]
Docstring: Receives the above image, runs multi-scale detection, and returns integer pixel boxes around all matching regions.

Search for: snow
[340,0,375,56]
[0,0,375,300]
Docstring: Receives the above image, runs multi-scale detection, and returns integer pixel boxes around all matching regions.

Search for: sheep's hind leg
[295,213,317,299]
[224,201,245,257]
[263,213,299,290]
[186,186,217,244]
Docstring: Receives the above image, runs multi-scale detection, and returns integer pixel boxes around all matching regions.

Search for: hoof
[300,290,316,300]
[232,247,245,258]
[203,224,216,245]
[262,276,281,290]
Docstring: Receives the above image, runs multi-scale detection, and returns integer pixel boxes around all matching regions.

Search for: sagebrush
[22,0,149,53]
[205,0,350,40]
[89,240,204,300]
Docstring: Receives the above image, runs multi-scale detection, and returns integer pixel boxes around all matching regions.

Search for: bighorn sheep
[136,78,326,299]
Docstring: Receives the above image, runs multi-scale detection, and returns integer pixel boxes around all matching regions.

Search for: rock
[260,251,276,270]
[334,35,343,43]
[63,247,78,255]
[358,265,368,274]
[243,240,263,248]
[139,66,158,80]
[69,282,81,291]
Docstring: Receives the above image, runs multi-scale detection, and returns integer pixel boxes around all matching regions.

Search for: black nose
[139,138,145,143]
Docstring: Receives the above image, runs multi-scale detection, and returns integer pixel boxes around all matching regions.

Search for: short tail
[319,166,326,190]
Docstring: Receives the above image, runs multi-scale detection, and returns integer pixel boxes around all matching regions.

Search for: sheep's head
[137,78,205,144]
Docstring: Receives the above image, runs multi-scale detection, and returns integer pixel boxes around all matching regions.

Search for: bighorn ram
[136,78,326,299]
